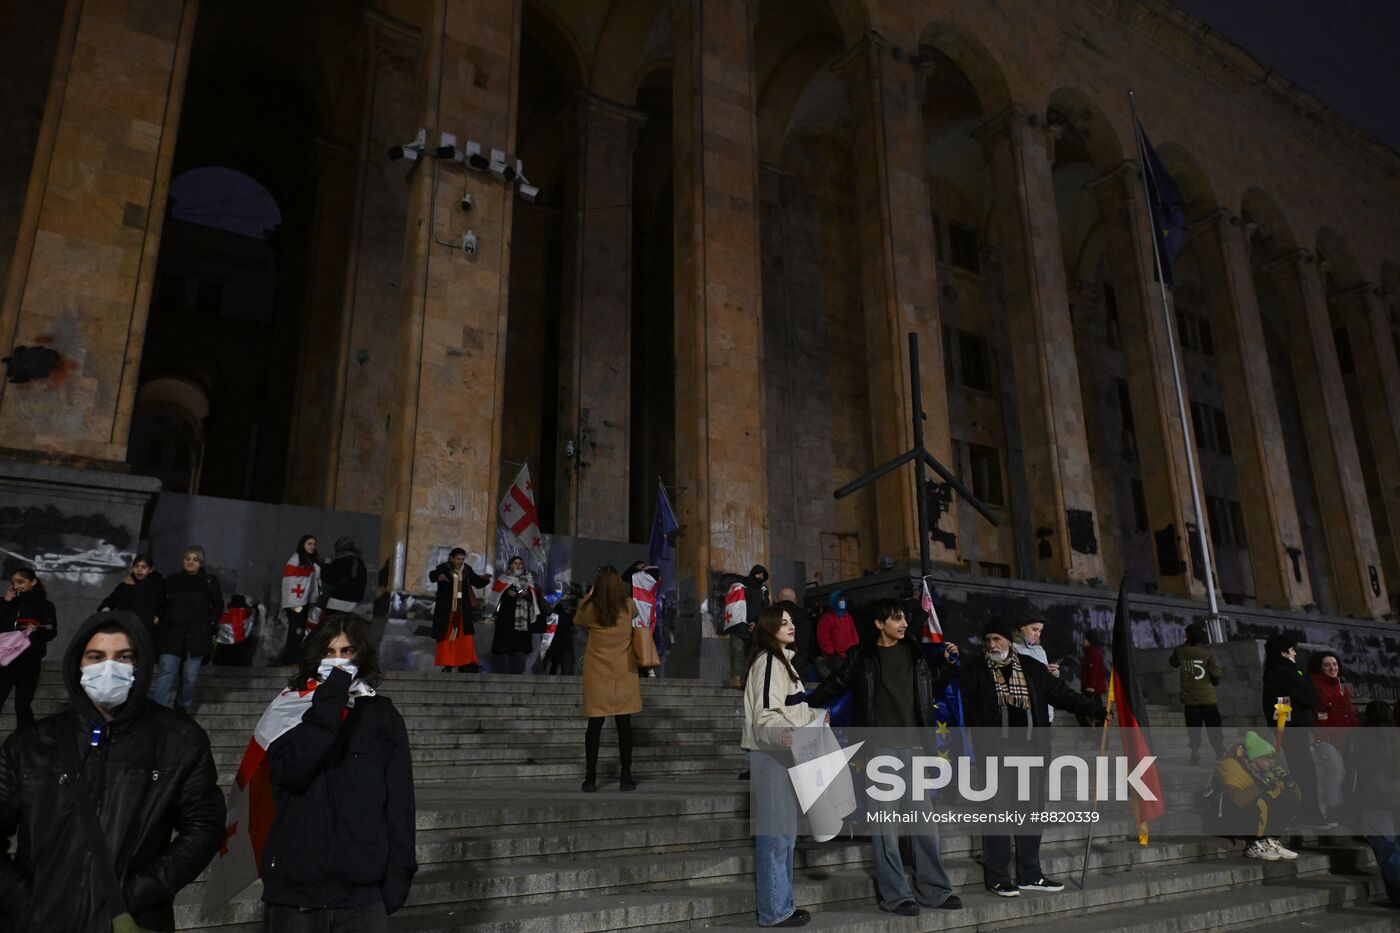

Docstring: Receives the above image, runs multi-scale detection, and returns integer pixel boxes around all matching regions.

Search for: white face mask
[837,600,847,611]
[317,656,358,681]
[81,660,136,709]
[988,648,1009,663]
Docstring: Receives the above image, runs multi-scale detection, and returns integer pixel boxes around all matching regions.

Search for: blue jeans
[752,750,798,925]
[1361,809,1400,906]
[869,747,954,909]
[156,654,202,709]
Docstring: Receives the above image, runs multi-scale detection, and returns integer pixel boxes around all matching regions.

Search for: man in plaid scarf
[961,617,1105,898]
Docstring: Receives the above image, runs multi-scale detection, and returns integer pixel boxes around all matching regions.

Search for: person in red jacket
[815,591,859,673]
[1308,650,1357,823]
[1077,629,1107,727]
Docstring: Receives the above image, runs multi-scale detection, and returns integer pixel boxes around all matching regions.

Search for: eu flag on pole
[648,480,680,596]
[1132,114,1188,286]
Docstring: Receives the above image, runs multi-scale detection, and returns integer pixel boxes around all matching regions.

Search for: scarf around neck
[987,649,1031,710]
[507,571,536,632]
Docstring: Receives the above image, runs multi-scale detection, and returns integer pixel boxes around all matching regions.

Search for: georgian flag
[631,571,658,629]
[722,581,748,632]
[201,678,376,917]
[921,578,943,643]
[498,464,547,562]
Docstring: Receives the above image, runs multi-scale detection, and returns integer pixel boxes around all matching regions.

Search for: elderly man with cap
[959,617,1106,898]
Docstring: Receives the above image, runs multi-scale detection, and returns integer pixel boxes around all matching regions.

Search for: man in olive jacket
[0,611,224,932]
[1169,623,1225,763]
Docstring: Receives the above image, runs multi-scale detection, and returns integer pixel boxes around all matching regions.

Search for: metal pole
[1128,92,1222,642]
[909,333,933,580]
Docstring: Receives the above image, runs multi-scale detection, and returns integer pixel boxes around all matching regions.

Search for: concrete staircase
[5,667,1394,931]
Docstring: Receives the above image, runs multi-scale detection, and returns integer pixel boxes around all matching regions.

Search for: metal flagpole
[1079,676,1117,889]
[1127,91,1223,643]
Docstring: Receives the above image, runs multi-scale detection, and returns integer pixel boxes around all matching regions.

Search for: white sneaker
[1244,839,1281,861]
[1267,838,1299,860]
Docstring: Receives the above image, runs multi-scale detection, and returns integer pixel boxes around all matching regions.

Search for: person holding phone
[0,567,57,731]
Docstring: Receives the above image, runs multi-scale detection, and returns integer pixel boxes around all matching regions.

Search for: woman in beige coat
[578,565,641,792]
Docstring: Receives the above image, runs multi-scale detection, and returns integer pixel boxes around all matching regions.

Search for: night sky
[1173,0,1400,153]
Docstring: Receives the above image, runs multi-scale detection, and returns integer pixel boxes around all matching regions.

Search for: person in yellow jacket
[743,606,827,928]
[1211,731,1301,861]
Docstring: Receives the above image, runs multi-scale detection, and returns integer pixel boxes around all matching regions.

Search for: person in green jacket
[1169,623,1225,764]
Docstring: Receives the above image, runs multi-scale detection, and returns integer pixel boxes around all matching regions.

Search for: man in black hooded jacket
[1260,633,1324,824]
[0,611,224,932]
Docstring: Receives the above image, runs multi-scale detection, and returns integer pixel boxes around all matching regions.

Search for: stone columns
[976,105,1104,583]
[1089,163,1207,597]
[672,0,769,606]
[1267,251,1389,616]
[555,92,644,540]
[0,0,198,461]
[382,0,521,590]
[1191,211,1311,609]
[836,32,956,565]
[1331,282,1400,593]
[325,12,421,516]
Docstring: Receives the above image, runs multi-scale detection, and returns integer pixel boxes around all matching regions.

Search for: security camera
[489,148,516,182]
[517,183,540,203]
[388,128,427,162]
[434,132,459,160]
[460,193,473,212]
[465,141,489,171]
[461,231,478,255]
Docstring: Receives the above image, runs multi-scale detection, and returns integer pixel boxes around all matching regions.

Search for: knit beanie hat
[1243,731,1275,761]
[981,617,1015,642]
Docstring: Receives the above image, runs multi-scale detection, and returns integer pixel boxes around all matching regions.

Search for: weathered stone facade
[3,0,1399,664]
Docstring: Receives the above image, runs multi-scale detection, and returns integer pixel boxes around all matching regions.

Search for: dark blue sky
[1173,0,1400,153]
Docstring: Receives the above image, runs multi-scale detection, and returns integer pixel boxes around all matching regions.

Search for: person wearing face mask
[0,567,58,732]
[260,614,416,931]
[815,590,858,675]
[959,618,1104,898]
[1260,634,1324,826]
[0,611,224,932]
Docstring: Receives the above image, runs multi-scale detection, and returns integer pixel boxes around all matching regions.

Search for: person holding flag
[491,556,546,674]
[961,618,1104,897]
[259,615,417,931]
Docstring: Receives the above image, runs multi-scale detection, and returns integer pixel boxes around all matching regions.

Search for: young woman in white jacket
[743,605,827,928]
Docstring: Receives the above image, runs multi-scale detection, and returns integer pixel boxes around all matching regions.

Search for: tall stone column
[0,0,198,461]
[976,105,1104,583]
[1267,251,1389,616]
[1089,163,1207,597]
[382,0,521,590]
[672,0,769,637]
[325,12,421,516]
[836,32,957,566]
[1331,282,1400,594]
[555,91,644,541]
[1191,211,1311,609]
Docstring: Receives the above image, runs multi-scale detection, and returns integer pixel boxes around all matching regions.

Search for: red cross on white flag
[499,463,547,562]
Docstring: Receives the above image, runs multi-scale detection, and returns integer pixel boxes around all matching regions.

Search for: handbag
[0,630,31,666]
[632,616,661,670]
[67,757,157,932]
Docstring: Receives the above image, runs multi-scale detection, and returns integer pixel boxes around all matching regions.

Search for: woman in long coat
[430,548,490,672]
[577,565,641,792]
[491,556,544,674]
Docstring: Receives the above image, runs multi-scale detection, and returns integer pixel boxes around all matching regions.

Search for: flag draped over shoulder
[1109,582,1164,844]
[631,570,659,629]
[201,678,375,917]
[1132,114,1188,286]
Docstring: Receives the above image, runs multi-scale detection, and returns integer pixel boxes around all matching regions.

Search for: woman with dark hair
[430,548,489,673]
[577,565,640,792]
[0,567,58,730]
[261,614,417,929]
[156,546,222,710]
[742,605,825,928]
[1308,650,1358,823]
[491,555,544,674]
[98,553,164,631]
[279,534,322,664]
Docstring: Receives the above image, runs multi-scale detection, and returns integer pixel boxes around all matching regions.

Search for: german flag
[1109,580,1164,844]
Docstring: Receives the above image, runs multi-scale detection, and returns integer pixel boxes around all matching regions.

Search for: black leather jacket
[0,611,224,932]
[803,639,943,728]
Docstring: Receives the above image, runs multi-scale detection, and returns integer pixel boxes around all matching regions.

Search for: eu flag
[1132,116,1188,286]
[648,480,680,597]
